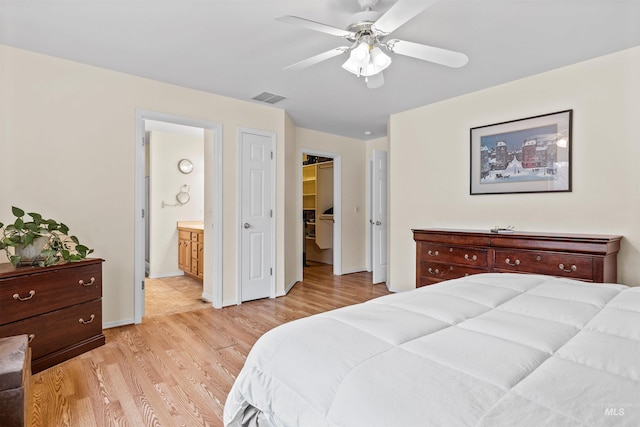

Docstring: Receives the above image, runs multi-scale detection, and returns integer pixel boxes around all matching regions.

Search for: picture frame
[470,110,572,195]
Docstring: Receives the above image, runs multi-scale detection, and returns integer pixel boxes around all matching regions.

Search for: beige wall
[0,45,290,324]
[389,46,640,291]
[296,128,368,274]
[282,113,298,292]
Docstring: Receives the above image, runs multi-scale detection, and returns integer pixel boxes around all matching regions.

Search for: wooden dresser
[0,258,105,373]
[413,229,622,287]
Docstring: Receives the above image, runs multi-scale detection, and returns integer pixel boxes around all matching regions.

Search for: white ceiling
[1,0,639,140]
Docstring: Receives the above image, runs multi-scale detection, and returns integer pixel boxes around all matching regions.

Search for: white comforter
[224,273,640,426]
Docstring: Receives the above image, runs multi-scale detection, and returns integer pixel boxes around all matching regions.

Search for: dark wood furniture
[413,229,622,287]
[0,335,30,427]
[0,259,104,373]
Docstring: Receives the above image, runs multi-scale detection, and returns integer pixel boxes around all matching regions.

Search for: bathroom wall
[148,129,204,278]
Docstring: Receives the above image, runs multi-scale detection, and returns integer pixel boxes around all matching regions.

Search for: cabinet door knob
[464,254,477,261]
[427,250,439,256]
[79,277,96,287]
[13,290,36,301]
[505,258,520,266]
[243,222,251,229]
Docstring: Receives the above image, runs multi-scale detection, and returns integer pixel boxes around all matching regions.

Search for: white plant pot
[15,236,48,265]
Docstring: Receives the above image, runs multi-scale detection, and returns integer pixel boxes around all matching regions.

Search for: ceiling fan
[277,0,469,89]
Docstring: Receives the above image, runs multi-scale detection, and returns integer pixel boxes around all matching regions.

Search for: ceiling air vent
[252,92,287,104]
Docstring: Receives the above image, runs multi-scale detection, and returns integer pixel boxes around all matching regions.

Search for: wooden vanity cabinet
[413,229,622,287]
[0,258,105,373]
[178,227,203,280]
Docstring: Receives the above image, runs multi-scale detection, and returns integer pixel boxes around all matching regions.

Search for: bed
[224,272,640,426]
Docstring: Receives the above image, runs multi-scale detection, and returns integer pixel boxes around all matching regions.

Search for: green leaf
[28,212,42,222]
[9,255,21,266]
[70,236,79,244]
[59,223,69,235]
[11,206,24,217]
[23,233,34,246]
[25,222,38,231]
[14,218,24,229]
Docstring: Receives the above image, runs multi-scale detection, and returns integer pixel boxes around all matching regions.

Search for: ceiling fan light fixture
[342,56,364,76]
[370,47,391,69]
[353,41,370,61]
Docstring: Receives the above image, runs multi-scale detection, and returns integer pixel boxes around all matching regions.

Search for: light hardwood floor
[29,264,390,426]
[144,275,208,317]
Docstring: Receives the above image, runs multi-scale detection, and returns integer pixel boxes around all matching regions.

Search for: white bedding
[224,273,640,426]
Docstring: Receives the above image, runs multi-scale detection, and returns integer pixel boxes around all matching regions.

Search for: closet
[303,159,333,264]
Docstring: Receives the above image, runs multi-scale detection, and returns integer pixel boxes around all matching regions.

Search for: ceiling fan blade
[276,16,356,38]
[387,40,468,68]
[373,0,438,35]
[283,47,349,71]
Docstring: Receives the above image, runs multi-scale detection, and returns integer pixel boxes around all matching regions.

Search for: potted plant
[0,206,93,267]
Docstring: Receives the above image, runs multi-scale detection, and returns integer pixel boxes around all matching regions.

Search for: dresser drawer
[493,250,594,281]
[419,261,487,284]
[419,243,488,267]
[0,263,102,324]
[0,299,102,360]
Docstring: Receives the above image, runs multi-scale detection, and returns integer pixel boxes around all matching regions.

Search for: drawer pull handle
[427,250,439,256]
[13,290,36,301]
[464,254,477,261]
[79,277,96,287]
[558,264,577,273]
[505,258,520,266]
[28,334,35,344]
[79,314,95,325]
[428,268,440,274]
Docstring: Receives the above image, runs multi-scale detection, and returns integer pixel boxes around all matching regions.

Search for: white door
[240,130,274,302]
[372,150,388,284]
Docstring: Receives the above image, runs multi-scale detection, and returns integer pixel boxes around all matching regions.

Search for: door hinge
[270,209,273,218]
[271,151,274,160]
[141,136,145,146]
[141,280,145,290]
[142,208,145,219]
[270,268,273,276]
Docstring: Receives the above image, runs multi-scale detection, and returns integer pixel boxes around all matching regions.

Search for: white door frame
[134,109,223,323]
[298,149,342,278]
[236,127,277,302]
[371,149,388,284]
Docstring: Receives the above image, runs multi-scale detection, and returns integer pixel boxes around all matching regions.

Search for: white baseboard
[147,271,184,279]
[201,292,214,303]
[103,318,134,329]
[340,267,367,275]
[285,279,298,293]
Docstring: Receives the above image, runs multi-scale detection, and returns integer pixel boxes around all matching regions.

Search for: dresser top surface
[0,258,103,279]
[412,228,622,243]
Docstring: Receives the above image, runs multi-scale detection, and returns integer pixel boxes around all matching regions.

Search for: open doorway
[300,150,341,280]
[143,120,207,317]
[134,110,223,324]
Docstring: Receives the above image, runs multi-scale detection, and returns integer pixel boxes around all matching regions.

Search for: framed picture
[470,110,572,195]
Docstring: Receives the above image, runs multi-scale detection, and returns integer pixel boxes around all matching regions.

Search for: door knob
[243,223,251,229]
